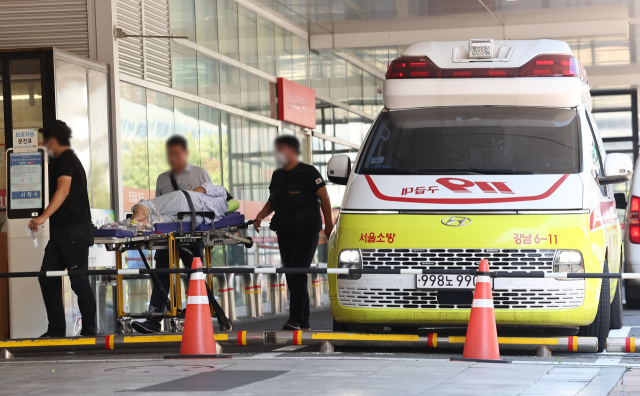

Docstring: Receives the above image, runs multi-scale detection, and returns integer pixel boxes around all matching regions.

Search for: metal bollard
[212,273,229,315]
[278,273,288,313]
[606,337,636,352]
[227,273,236,322]
[254,271,263,317]
[312,273,321,308]
[307,273,314,306]
[242,273,256,318]
[269,273,281,314]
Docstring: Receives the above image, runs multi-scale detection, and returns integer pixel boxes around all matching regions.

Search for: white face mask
[46,148,55,158]
[275,151,288,167]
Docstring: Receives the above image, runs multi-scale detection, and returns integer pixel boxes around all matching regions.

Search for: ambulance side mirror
[597,153,633,186]
[327,155,351,185]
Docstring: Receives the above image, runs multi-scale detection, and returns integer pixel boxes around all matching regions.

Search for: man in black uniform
[254,136,333,330]
[29,120,96,337]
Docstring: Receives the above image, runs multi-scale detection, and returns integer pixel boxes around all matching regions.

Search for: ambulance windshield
[358,107,580,175]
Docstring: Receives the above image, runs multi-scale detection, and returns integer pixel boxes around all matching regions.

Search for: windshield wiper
[417,168,535,175]
[365,167,535,175]
[458,168,535,175]
[365,168,483,175]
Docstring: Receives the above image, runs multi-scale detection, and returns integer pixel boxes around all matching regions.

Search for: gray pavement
[3,307,640,395]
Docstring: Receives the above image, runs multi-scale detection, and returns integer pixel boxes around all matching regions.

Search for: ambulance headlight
[338,249,362,280]
[553,250,584,277]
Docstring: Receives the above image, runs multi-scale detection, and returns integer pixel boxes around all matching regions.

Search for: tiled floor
[609,369,640,395]
[0,355,630,395]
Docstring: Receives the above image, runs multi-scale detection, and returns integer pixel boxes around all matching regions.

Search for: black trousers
[39,223,96,336]
[149,245,201,324]
[277,231,319,327]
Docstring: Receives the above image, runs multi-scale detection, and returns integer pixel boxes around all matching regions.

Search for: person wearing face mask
[29,120,96,337]
[254,135,334,331]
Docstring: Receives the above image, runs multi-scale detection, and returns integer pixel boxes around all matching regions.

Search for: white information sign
[9,152,43,210]
[13,129,38,152]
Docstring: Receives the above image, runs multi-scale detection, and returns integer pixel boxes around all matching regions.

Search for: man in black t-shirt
[29,120,96,337]
[254,136,334,331]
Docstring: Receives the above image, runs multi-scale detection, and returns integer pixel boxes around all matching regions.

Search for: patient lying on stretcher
[130,183,233,226]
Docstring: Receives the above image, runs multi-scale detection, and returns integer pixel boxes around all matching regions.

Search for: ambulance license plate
[416,274,478,290]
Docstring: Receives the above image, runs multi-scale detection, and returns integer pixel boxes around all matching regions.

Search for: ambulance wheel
[333,318,349,332]
[610,278,624,330]
[578,262,610,352]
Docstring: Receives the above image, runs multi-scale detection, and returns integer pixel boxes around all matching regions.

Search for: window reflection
[240,70,259,113]
[172,44,197,95]
[219,62,241,108]
[217,0,239,60]
[120,82,149,210]
[275,25,292,80]
[197,54,220,102]
[175,98,200,166]
[169,0,195,41]
[11,59,42,130]
[257,15,276,76]
[195,0,218,51]
[238,4,258,69]
[147,91,174,192]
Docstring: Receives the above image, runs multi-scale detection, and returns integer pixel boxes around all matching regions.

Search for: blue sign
[11,191,40,200]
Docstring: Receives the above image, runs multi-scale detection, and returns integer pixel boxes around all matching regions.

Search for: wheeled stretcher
[93,211,254,334]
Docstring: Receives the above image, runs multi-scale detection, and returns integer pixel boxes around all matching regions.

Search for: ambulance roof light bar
[385,54,583,80]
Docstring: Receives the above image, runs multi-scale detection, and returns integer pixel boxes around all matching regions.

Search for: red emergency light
[630,196,640,244]
[385,54,583,80]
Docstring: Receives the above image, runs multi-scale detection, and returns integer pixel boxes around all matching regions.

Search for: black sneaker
[132,320,161,334]
[282,322,300,331]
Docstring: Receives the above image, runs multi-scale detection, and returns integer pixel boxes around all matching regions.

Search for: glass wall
[169,0,384,123]
[55,60,112,209]
[172,44,197,95]
[312,99,362,208]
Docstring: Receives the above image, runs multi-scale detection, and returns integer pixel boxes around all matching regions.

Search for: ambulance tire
[578,263,610,352]
[610,278,624,330]
[333,318,349,332]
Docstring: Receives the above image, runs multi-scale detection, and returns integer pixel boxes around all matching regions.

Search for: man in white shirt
[133,136,216,333]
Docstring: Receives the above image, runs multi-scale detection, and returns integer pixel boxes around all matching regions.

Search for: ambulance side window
[585,111,609,197]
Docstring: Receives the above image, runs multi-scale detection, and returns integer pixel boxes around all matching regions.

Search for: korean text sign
[277,77,316,129]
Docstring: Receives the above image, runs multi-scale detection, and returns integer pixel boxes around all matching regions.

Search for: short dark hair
[166,135,187,151]
[274,135,300,154]
[38,120,72,146]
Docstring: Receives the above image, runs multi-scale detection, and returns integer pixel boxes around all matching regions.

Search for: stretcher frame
[94,219,253,331]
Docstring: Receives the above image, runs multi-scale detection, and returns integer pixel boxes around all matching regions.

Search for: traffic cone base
[165,354,231,359]
[450,357,509,364]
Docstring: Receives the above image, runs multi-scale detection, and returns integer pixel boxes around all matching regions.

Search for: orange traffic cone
[165,257,230,359]
[452,259,507,363]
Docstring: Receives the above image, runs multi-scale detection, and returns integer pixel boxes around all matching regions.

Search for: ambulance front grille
[337,287,585,309]
[361,248,556,272]
[338,247,584,309]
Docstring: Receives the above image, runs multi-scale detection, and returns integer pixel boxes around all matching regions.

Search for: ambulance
[325,39,633,351]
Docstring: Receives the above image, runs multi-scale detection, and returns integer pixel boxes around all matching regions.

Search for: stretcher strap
[181,190,197,231]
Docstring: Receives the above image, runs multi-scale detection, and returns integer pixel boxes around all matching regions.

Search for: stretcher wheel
[244,237,254,249]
